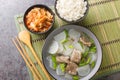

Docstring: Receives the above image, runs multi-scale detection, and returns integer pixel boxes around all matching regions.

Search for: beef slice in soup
[80,36,92,47]
[70,49,82,63]
[66,62,78,75]
[56,56,69,63]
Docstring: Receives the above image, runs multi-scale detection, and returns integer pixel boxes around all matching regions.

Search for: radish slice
[56,65,65,75]
[89,53,97,64]
[64,39,73,49]
[48,40,59,54]
[73,41,83,52]
[77,64,91,76]
[54,30,67,42]
[69,29,80,41]
[57,43,64,53]
[62,39,73,56]
[63,48,73,56]
[65,73,72,80]
[81,46,88,54]
[47,56,54,69]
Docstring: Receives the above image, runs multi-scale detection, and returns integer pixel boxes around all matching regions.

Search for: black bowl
[54,0,89,23]
[23,4,55,34]
[42,25,102,80]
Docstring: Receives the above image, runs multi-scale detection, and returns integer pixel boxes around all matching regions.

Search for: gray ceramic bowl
[54,0,89,23]
[42,25,102,80]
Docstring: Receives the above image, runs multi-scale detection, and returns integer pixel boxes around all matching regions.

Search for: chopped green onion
[64,29,68,38]
[60,29,69,44]
[69,45,74,49]
[89,44,97,53]
[72,75,79,80]
[79,41,84,48]
[80,57,85,63]
[79,63,86,67]
[90,39,94,44]
[79,57,91,67]
[60,63,66,72]
[63,45,66,50]
[83,51,89,57]
[86,57,91,64]
[79,58,86,67]
[61,39,68,44]
[91,61,95,68]
[51,55,57,69]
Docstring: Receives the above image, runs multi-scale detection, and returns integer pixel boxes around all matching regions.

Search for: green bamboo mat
[14,0,120,80]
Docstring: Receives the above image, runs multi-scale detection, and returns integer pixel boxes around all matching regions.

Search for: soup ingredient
[51,55,57,69]
[77,64,90,76]
[89,45,97,53]
[70,49,82,63]
[66,62,78,75]
[86,57,91,64]
[79,55,91,67]
[47,29,97,79]
[69,29,80,41]
[54,30,68,43]
[73,41,83,52]
[72,75,79,80]
[80,36,92,47]
[57,43,64,53]
[60,63,66,72]
[48,40,58,54]
[65,73,72,80]
[83,50,89,58]
[56,0,87,21]
[89,53,97,64]
[25,7,53,32]
[63,39,74,56]
[56,64,65,75]
[56,56,69,63]
[63,48,73,56]
[47,56,55,69]
[91,61,96,68]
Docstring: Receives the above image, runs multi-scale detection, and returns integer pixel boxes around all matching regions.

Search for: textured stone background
[0,0,54,80]
[0,0,120,80]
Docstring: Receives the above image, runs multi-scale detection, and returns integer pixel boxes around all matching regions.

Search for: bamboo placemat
[14,0,120,80]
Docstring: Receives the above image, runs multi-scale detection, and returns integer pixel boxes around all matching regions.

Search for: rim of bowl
[54,0,89,23]
[42,24,102,80]
[23,4,55,34]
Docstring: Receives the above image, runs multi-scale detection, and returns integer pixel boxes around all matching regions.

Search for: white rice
[56,0,87,21]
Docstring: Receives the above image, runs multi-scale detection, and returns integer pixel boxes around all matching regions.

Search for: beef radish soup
[47,29,97,80]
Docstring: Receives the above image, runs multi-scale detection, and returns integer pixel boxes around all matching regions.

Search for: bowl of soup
[42,25,102,80]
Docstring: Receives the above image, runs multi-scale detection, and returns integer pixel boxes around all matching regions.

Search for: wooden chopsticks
[28,42,51,80]
[12,37,43,80]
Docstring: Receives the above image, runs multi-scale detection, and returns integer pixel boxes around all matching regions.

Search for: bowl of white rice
[55,0,89,23]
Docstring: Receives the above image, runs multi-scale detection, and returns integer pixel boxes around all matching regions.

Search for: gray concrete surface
[0,0,120,80]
